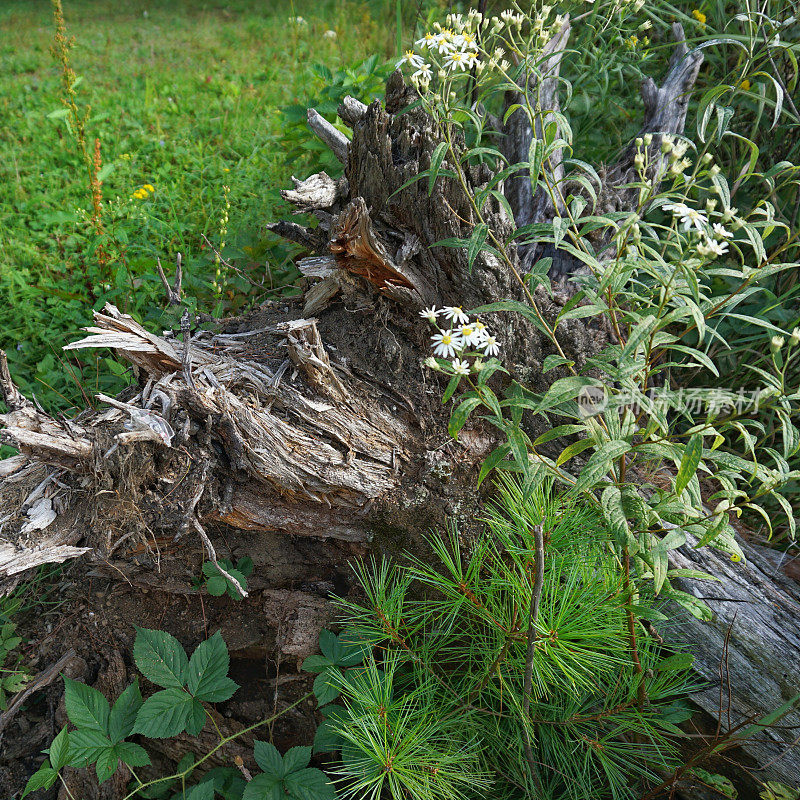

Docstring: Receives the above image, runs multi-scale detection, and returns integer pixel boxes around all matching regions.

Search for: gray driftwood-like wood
[1,27,798,791]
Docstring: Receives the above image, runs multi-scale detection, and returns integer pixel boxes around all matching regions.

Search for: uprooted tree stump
[1,22,799,795]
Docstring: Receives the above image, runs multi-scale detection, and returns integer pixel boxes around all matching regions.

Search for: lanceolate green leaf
[428,141,449,195]
[675,435,703,496]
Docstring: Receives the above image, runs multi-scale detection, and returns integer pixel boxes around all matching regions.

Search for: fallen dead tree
[1,21,798,792]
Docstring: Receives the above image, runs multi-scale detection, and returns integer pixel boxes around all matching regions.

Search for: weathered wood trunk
[1,23,798,793]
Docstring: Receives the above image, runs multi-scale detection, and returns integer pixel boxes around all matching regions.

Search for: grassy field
[0,0,391,412]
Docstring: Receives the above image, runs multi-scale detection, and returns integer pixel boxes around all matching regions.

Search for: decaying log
[1,26,798,790]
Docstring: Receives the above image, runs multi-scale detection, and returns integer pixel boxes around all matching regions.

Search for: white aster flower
[323,29,337,39]
[412,63,433,84]
[457,31,479,49]
[480,335,500,356]
[705,238,728,257]
[419,306,439,323]
[451,359,471,375]
[664,202,707,232]
[292,16,307,25]
[441,306,470,324]
[472,320,489,342]
[445,50,471,71]
[415,32,438,49]
[396,50,424,69]
[431,330,463,358]
[434,30,458,53]
[712,222,733,239]
[458,323,483,347]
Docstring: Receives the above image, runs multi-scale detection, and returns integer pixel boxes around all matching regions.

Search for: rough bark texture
[1,24,798,794]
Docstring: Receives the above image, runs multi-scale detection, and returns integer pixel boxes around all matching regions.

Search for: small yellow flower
[692,9,707,24]
[740,78,751,91]
[223,167,230,172]
[143,183,155,193]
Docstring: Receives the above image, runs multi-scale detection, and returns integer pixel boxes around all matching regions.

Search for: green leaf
[449,397,481,439]
[467,223,489,271]
[206,575,228,596]
[282,746,312,776]
[108,680,143,744]
[49,726,71,770]
[572,440,631,495]
[133,628,188,689]
[133,687,193,738]
[528,138,545,188]
[442,374,461,404]
[22,765,58,798]
[469,299,551,337]
[69,728,114,766]
[478,443,511,487]
[428,142,449,195]
[114,741,151,768]
[187,780,216,800]
[301,654,331,674]
[187,631,238,703]
[96,747,120,784]
[243,773,283,800]
[285,768,337,800]
[253,740,284,777]
[675,435,703,496]
[237,556,254,577]
[63,676,110,734]
[313,667,341,705]
[186,698,207,735]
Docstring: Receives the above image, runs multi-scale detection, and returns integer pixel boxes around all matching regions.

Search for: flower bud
[643,133,652,146]
[770,335,785,353]
[790,328,800,347]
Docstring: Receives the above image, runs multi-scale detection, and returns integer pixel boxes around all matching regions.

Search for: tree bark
[1,26,799,790]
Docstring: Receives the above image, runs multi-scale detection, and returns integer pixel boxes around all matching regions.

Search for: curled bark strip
[337,95,368,127]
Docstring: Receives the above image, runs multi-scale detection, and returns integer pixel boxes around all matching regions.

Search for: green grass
[0,0,389,412]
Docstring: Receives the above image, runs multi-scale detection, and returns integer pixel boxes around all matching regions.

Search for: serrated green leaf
[301,654,331,674]
[206,575,228,596]
[285,767,337,800]
[187,780,216,800]
[63,676,110,734]
[185,698,207,735]
[313,667,341,705]
[22,765,58,798]
[69,727,114,766]
[108,680,142,744]
[282,746,312,776]
[187,631,238,702]
[133,628,188,689]
[253,740,284,777]
[49,726,71,770]
[133,687,192,738]
[657,653,695,672]
[114,741,151,768]
[96,747,119,784]
[243,773,283,800]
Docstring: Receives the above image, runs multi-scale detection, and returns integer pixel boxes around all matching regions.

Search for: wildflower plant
[391,0,800,612]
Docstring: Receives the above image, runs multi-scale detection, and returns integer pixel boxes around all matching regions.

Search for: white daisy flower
[412,63,433,84]
[415,32,438,50]
[445,50,471,71]
[419,306,439,323]
[457,31,479,49]
[664,202,707,232]
[323,29,337,40]
[712,222,733,239]
[441,306,470,324]
[480,335,500,356]
[451,359,471,375]
[434,30,458,54]
[431,330,463,358]
[458,323,483,347]
[472,320,489,342]
[396,50,424,69]
[705,238,729,257]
